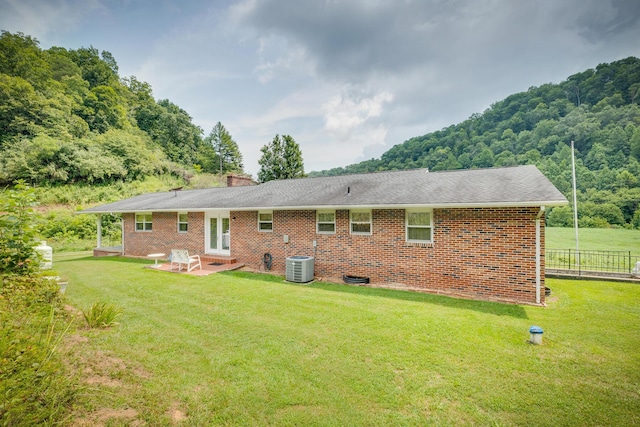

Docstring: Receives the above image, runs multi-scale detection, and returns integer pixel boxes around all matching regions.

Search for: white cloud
[241,88,325,131]
[304,125,389,171]
[323,90,393,141]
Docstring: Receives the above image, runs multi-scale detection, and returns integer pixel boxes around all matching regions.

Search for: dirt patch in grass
[168,404,188,422]
[72,408,142,427]
[60,331,152,426]
[60,327,189,425]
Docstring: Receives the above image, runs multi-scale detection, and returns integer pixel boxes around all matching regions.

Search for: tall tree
[0,31,51,89]
[257,134,305,182]
[205,122,243,175]
[67,46,118,88]
[143,99,204,166]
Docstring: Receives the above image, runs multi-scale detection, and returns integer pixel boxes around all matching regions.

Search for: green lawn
[546,227,640,253]
[57,253,640,426]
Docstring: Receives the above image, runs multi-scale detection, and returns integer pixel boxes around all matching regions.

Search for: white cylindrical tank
[35,241,53,270]
[529,326,544,345]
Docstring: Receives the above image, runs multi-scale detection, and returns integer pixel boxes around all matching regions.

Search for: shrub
[82,302,122,328]
[547,205,574,227]
[0,275,76,425]
[36,209,122,251]
[579,216,611,228]
[631,207,640,229]
[0,182,40,275]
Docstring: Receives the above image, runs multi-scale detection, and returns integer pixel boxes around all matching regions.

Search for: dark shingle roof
[79,165,567,214]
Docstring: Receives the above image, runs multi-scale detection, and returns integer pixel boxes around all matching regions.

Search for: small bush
[0,182,40,275]
[82,302,122,328]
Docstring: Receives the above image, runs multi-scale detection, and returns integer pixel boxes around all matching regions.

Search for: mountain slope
[311,57,640,228]
[0,31,220,185]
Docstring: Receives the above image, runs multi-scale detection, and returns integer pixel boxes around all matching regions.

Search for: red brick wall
[122,212,205,257]
[121,207,545,305]
[227,175,256,187]
[231,208,545,305]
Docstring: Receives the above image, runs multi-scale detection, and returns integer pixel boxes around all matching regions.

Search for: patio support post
[535,206,545,304]
[96,214,102,249]
[121,217,125,254]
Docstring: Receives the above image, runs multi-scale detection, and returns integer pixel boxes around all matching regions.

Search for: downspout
[535,206,545,304]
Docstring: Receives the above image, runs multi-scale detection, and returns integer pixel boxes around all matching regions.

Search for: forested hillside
[2,30,640,230]
[312,57,640,228]
[0,31,225,185]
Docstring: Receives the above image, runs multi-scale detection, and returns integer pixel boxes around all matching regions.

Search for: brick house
[80,165,567,305]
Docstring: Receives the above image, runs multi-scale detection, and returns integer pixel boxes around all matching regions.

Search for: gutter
[78,200,568,215]
[536,206,545,304]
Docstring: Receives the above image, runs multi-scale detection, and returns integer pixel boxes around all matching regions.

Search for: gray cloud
[233,0,640,81]
[2,0,639,174]
[230,0,640,152]
[576,0,640,41]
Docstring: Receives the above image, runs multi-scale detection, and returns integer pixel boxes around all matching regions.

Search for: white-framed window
[350,210,372,235]
[317,210,336,234]
[177,212,188,233]
[135,213,152,232]
[258,211,273,232]
[406,210,433,243]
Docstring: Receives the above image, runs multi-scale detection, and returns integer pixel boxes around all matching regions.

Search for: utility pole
[571,140,580,268]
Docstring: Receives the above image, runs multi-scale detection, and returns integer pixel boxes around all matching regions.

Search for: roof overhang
[79,199,568,215]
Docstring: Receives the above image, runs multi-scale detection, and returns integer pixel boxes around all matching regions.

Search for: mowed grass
[546,226,640,253]
[57,253,640,426]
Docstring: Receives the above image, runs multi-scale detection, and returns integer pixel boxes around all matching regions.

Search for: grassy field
[546,227,640,253]
[54,253,640,426]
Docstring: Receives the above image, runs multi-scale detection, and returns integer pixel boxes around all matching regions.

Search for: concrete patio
[145,260,244,276]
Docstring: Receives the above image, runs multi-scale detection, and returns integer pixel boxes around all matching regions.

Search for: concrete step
[200,255,238,265]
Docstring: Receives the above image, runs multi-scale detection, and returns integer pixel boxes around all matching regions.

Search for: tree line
[0,31,305,186]
[6,31,639,229]
[311,57,640,229]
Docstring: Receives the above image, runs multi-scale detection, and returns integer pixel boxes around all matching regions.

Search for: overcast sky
[2,0,639,176]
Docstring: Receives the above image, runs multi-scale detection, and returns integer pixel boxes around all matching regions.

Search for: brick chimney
[227,174,256,187]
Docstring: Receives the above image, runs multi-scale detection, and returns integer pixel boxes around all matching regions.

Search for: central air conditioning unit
[286,256,314,283]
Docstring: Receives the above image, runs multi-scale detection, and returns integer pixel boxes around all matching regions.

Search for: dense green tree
[144,99,204,166]
[67,46,118,88]
[0,74,44,139]
[472,147,494,168]
[0,31,51,89]
[429,147,461,171]
[547,205,574,227]
[47,47,82,81]
[0,130,170,185]
[258,134,305,182]
[631,127,640,160]
[0,30,216,185]
[584,143,608,170]
[580,202,626,226]
[494,150,517,167]
[83,85,129,132]
[633,207,640,228]
[282,135,304,177]
[204,122,244,175]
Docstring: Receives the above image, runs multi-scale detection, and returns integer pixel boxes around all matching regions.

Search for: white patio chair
[170,249,202,272]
